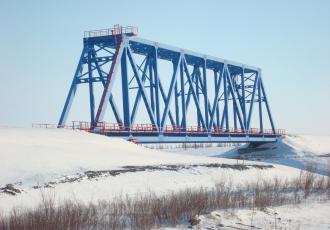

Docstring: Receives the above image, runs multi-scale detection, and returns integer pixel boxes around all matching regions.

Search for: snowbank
[0,128,239,186]
[190,200,330,230]
[0,128,300,213]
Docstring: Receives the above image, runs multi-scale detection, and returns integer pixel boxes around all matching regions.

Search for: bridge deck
[93,131,279,144]
[45,122,284,144]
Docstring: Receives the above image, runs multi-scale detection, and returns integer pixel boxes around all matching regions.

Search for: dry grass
[0,168,329,230]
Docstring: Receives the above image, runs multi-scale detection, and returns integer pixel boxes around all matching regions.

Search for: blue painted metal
[260,76,276,133]
[127,46,157,128]
[202,59,209,130]
[160,55,180,129]
[241,67,247,129]
[121,47,130,130]
[180,56,186,130]
[58,26,280,143]
[130,56,149,124]
[247,73,259,129]
[153,47,161,129]
[87,49,95,124]
[258,74,263,133]
[91,50,123,124]
[58,47,86,127]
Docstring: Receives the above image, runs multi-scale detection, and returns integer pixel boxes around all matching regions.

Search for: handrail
[84,25,138,38]
[32,121,285,136]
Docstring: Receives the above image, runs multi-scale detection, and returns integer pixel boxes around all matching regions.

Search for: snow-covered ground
[174,200,330,230]
[165,134,330,175]
[0,128,299,214]
[0,128,329,228]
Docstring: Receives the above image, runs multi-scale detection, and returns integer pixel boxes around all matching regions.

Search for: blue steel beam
[78,60,111,78]
[121,47,130,130]
[241,67,247,129]
[225,66,245,131]
[182,56,206,129]
[152,48,161,129]
[180,57,186,129]
[183,66,217,129]
[160,55,180,129]
[195,67,201,128]
[202,59,209,130]
[87,50,96,124]
[58,47,86,127]
[174,81,179,126]
[91,49,123,124]
[260,76,276,133]
[195,67,218,129]
[158,80,176,126]
[247,72,259,129]
[258,75,263,133]
[209,66,224,129]
[223,67,229,131]
[127,47,157,128]
[130,56,150,124]
[149,61,155,113]
[214,70,220,127]
[93,38,125,126]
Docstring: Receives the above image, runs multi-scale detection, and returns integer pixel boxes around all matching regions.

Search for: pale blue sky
[0,0,329,135]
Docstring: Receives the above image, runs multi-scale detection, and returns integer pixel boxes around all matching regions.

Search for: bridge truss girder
[58,34,277,143]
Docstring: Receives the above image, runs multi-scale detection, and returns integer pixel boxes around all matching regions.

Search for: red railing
[84,25,138,38]
[32,121,285,136]
[32,123,57,129]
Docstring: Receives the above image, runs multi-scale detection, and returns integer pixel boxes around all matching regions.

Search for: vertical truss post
[202,59,209,131]
[87,48,95,124]
[223,65,229,131]
[153,47,161,130]
[232,75,237,131]
[174,79,180,127]
[241,67,247,130]
[180,56,186,129]
[58,47,86,127]
[149,59,155,113]
[214,70,220,128]
[258,73,263,133]
[233,101,237,130]
[209,66,223,130]
[121,47,130,130]
[260,76,276,133]
[196,66,201,128]
[247,72,259,129]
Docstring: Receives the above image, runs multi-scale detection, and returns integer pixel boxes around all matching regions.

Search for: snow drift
[0,128,301,213]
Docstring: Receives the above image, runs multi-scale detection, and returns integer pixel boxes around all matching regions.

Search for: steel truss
[58,27,280,143]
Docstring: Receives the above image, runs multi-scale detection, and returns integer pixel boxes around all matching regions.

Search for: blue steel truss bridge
[58,25,284,144]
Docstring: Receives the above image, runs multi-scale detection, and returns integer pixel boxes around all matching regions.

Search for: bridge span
[57,25,282,144]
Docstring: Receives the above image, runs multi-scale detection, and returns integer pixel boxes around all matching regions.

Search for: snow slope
[0,128,300,213]
[0,127,222,186]
[179,200,330,230]
[225,135,330,175]
[167,135,330,175]
[284,134,330,156]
